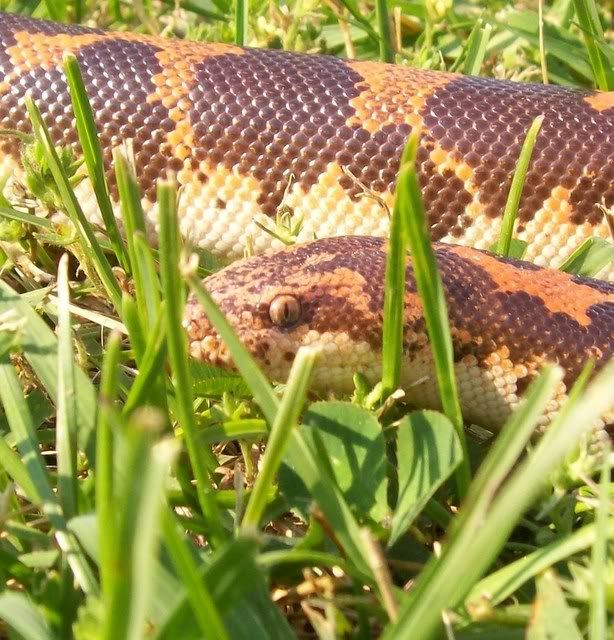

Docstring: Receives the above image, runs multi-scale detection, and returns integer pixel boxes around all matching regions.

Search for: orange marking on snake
[428,142,476,187]
[346,60,456,133]
[449,244,613,327]
[584,92,614,112]
[142,39,242,187]
[3,31,106,83]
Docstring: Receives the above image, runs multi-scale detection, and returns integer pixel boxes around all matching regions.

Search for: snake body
[186,237,614,428]
[0,13,612,276]
[0,14,613,425]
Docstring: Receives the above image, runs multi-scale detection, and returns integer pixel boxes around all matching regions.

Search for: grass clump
[0,1,612,639]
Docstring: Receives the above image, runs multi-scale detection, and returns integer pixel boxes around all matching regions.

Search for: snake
[185,236,613,429]
[0,13,612,426]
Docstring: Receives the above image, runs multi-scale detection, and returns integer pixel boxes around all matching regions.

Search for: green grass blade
[453,366,566,534]
[198,420,268,444]
[558,236,614,277]
[463,21,493,75]
[0,592,53,640]
[133,231,162,326]
[0,205,55,230]
[336,0,380,46]
[96,331,122,600]
[55,254,78,520]
[103,413,178,640]
[63,54,129,272]
[242,346,318,530]
[161,509,230,640]
[375,0,394,62]
[495,116,544,256]
[25,96,122,311]
[468,518,614,608]
[383,362,614,639]
[157,178,225,546]
[187,276,279,426]
[123,307,168,415]
[0,281,97,455]
[397,133,471,497]
[589,439,610,640]
[381,134,418,398]
[0,356,98,595]
[572,0,614,90]
[0,357,61,522]
[43,0,65,21]
[388,365,563,636]
[0,436,39,501]
[235,0,248,46]
[113,146,147,235]
[122,292,147,363]
[113,147,160,332]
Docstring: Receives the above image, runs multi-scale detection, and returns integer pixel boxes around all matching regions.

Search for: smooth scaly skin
[185,237,614,429]
[0,13,612,277]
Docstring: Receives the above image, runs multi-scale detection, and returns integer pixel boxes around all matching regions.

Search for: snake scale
[0,13,612,427]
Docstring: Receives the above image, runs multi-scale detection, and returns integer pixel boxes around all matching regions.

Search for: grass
[0,1,612,639]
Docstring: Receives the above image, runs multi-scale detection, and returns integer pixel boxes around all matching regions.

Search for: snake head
[184,236,391,393]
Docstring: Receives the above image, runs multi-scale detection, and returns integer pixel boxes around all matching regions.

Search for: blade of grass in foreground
[63,54,128,272]
[113,148,160,336]
[495,115,544,257]
[463,20,493,75]
[381,133,418,399]
[0,356,98,595]
[25,96,122,311]
[572,0,614,90]
[241,346,318,530]
[559,236,614,277]
[388,365,564,635]
[468,518,614,608]
[157,178,225,547]
[235,0,248,46]
[589,438,610,640]
[55,254,78,520]
[96,332,122,602]
[383,361,614,640]
[375,0,394,62]
[395,132,471,498]
[161,509,230,640]
[0,591,53,640]
[0,281,97,453]
[102,412,177,640]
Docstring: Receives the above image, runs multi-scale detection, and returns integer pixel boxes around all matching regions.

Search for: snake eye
[269,295,301,327]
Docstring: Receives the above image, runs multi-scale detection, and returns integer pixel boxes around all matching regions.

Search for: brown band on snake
[0,12,612,253]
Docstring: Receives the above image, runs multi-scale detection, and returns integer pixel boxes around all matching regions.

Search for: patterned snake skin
[0,13,612,275]
[0,14,612,425]
[186,237,614,428]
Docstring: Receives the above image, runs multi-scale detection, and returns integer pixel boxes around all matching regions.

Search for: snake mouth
[187,333,234,369]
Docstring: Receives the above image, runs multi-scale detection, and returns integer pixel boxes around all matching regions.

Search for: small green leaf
[301,401,388,522]
[559,236,614,277]
[282,428,373,581]
[389,411,461,546]
[526,570,583,640]
[190,361,249,398]
[0,592,53,640]
[18,549,59,569]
